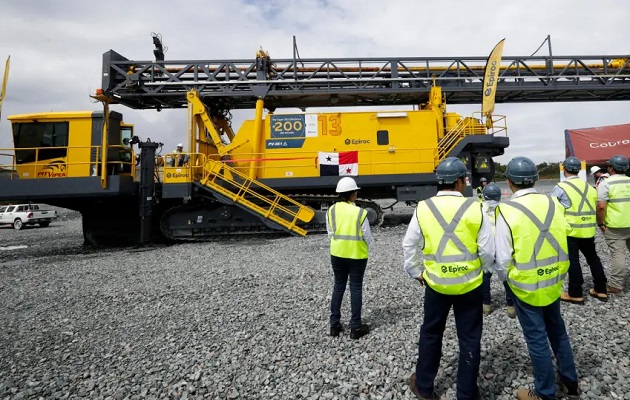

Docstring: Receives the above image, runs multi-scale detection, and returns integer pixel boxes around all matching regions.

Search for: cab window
[13,122,69,164]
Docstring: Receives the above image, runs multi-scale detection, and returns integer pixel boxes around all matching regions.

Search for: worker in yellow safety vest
[495,156,579,400]
[167,143,190,167]
[403,157,495,400]
[326,176,372,340]
[550,157,608,304]
[475,176,488,201]
[596,155,630,294]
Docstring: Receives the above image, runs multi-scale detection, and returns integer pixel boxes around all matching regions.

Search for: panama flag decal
[318,151,359,176]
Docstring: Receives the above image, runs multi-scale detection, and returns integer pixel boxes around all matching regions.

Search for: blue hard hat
[609,155,629,172]
[563,157,581,173]
[435,157,468,185]
[482,183,502,201]
[506,156,538,184]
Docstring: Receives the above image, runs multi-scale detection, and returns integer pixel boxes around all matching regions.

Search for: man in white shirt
[403,157,494,400]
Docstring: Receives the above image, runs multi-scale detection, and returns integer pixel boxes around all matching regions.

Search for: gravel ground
[1,191,630,400]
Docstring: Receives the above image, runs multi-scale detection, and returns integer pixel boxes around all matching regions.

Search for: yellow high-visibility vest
[328,202,368,259]
[604,175,630,228]
[416,195,483,295]
[498,193,570,307]
[557,178,597,238]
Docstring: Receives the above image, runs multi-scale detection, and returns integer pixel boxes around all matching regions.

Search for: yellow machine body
[7,111,134,180]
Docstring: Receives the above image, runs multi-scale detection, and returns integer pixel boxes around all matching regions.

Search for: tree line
[494,162,561,180]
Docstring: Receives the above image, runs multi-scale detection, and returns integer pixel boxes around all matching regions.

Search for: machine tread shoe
[350,324,370,340]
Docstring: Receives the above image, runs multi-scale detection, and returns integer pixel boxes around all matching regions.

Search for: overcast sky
[1,0,628,165]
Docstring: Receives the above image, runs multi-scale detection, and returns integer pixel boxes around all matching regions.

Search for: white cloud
[1,0,629,168]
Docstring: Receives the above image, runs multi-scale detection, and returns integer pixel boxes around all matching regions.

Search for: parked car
[0,204,58,229]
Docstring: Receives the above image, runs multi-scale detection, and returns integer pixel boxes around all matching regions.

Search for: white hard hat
[335,177,360,193]
[177,143,184,148]
[590,166,602,175]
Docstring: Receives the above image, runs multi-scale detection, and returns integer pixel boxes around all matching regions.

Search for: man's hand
[599,225,607,233]
[416,276,425,286]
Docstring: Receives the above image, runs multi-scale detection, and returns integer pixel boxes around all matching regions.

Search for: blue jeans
[482,273,514,306]
[513,296,578,400]
[415,285,482,400]
[330,255,367,329]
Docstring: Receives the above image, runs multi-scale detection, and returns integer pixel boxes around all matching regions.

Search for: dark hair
[437,176,464,191]
[510,181,535,190]
[338,191,356,202]
[609,165,626,174]
[437,183,457,191]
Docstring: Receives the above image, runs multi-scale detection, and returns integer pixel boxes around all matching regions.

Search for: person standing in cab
[550,157,608,304]
[480,183,516,318]
[168,143,190,167]
[596,155,630,294]
[326,177,372,340]
[403,157,494,400]
[495,156,579,400]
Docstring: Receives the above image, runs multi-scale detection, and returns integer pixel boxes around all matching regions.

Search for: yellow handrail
[200,158,314,236]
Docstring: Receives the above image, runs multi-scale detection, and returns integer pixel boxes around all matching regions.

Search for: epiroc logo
[537,266,559,276]
[344,138,370,145]
[166,173,189,179]
[484,60,499,96]
[441,265,469,273]
[37,161,67,178]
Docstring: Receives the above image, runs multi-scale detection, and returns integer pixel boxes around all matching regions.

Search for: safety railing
[0,145,136,180]
[0,152,16,179]
[199,157,315,236]
[162,148,440,180]
[435,113,507,165]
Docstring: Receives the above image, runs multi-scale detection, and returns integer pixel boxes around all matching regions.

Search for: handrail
[199,157,314,236]
[0,145,136,179]
[435,114,508,166]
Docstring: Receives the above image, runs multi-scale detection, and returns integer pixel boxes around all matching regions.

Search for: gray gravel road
[1,201,629,400]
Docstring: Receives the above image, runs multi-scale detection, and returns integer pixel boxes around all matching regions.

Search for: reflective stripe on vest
[605,175,630,228]
[416,196,483,295]
[499,194,570,307]
[328,202,368,259]
[558,178,597,238]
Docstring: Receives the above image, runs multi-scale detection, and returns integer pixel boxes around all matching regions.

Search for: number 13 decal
[317,115,342,136]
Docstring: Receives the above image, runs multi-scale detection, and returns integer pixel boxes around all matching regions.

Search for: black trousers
[567,236,607,297]
[330,255,367,329]
[415,285,482,400]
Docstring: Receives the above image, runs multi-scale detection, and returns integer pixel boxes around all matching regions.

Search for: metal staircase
[199,158,315,236]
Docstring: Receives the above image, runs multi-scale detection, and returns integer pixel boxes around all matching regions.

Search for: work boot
[350,324,370,340]
[560,291,585,305]
[408,373,439,399]
[561,380,580,400]
[607,285,623,294]
[483,304,492,315]
[507,306,517,319]
[516,388,542,400]
[329,323,344,337]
